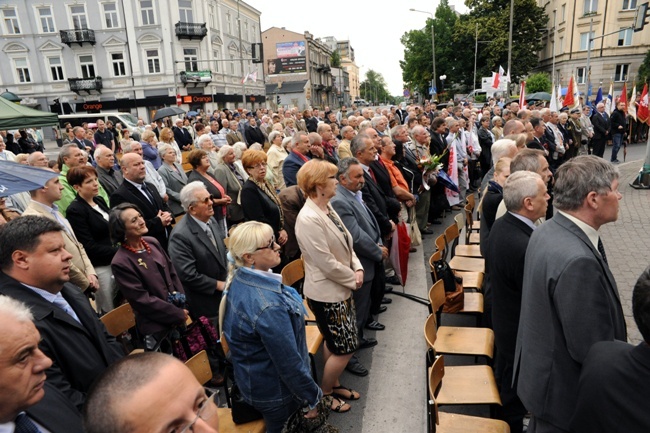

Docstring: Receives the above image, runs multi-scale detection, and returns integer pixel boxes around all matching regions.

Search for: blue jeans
[611,133,623,161]
[256,399,301,433]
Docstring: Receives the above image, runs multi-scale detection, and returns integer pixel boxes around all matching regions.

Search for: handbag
[170,316,219,362]
[409,207,422,246]
[282,395,339,433]
[442,276,464,313]
[230,381,264,424]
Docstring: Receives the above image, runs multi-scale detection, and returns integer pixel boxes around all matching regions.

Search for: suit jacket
[283,151,309,187]
[111,237,187,335]
[591,111,610,140]
[95,165,123,196]
[295,198,363,303]
[370,159,395,198]
[278,185,306,261]
[26,382,84,433]
[110,180,173,250]
[330,185,383,283]
[187,170,226,223]
[0,273,124,409]
[571,341,650,433]
[157,162,188,216]
[485,212,533,360]
[23,203,96,290]
[65,196,117,267]
[226,131,244,146]
[361,170,400,238]
[514,212,627,430]
[212,163,244,223]
[240,179,283,237]
[244,124,265,145]
[168,215,227,319]
[173,125,193,149]
[610,108,627,135]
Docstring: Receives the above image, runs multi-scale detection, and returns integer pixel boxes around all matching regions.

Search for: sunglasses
[256,236,277,251]
[196,195,214,205]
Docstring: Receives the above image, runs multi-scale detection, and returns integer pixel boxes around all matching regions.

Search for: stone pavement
[601,159,650,344]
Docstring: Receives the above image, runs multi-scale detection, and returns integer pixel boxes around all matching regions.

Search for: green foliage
[638,49,650,90]
[360,70,391,104]
[526,72,552,93]
[330,50,341,68]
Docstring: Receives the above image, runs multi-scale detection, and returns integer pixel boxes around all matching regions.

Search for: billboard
[268,41,307,74]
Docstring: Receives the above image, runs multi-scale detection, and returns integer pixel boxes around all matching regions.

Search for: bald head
[503,119,525,136]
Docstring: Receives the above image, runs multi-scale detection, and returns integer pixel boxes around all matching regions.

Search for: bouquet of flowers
[419,150,447,172]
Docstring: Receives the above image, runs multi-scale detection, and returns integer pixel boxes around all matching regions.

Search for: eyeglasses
[249,162,267,169]
[195,195,214,205]
[256,236,277,250]
[178,390,218,433]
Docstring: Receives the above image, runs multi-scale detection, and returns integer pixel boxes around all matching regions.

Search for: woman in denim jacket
[220,221,322,433]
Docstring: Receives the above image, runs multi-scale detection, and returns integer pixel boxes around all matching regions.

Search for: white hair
[216,144,233,164]
[180,181,208,212]
[0,296,33,323]
[491,139,518,164]
[196,135,213,148]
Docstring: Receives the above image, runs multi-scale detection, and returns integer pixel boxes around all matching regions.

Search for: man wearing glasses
[84,352,220,433]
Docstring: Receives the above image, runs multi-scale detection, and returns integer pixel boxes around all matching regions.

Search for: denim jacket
[223,267,322,410]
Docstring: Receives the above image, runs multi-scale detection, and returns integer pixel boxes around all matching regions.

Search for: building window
[576,67,586,84]
[226,12,232,34]
[579,32,595,50]
[208,4,216,29]
[179,0,193,22]
[111,53,126,76]
[103,3,119,28]
[48,56,65,81]
[146,49,161,73]
[618,28,633,46]
[252,25,256,42]
[79,55,95,78]
[184,48,198,71]
[623,0,637,9]
[583,0,598,14]
[561,4,566,21]
[14,58,31,83]
[2,8,21,34]
[213,50,220,72]
[38,7,55,33]
[615,64,629,82]
[230,54,235,75]
[558,36,564,54]
[70,5,87,30]
[140,0,155,26]
[244,22,249,41]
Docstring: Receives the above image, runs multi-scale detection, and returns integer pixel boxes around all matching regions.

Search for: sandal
[324,394,351,413]
[332,385,360,401]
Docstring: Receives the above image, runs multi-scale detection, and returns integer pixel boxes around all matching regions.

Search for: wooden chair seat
[305,325,322,356]
[469,232,481,245]
[470,220,481,231]
[438,411,510,433]
[454,271,484,290]
[434,364,501,406]
[449,256,485,273]
[216,408,266,433]
[455,244,482,258]
[434,325,494,359]
[460,292,484,314]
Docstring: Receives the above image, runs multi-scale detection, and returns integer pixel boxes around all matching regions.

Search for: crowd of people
[0,97,647,433]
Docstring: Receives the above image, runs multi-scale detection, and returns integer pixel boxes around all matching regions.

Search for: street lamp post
[439,75,446,94]
[410,8,436,100]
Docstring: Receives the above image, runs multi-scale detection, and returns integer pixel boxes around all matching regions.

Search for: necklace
[121,238,152,254]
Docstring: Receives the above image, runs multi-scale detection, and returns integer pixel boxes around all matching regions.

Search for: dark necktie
[597,237,608,264]
[368,167,377,182]
[139,183,154,203]
[15,413,42,433]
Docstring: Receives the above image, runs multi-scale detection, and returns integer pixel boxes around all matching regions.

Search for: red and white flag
[492,71,500,89]
[563,75,575,108]
[619,82,628,115]
[519,81,526,107]
[637,84,649,124]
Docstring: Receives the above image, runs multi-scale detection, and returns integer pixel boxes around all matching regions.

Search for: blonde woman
[266,130,288,191]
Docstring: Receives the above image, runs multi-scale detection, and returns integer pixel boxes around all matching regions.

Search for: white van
[58,112,140,134]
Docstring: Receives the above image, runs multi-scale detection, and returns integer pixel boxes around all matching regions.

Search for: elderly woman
[118,128,131,154]
[187,149,230,232]
[295,159,364,414]
[212,144,244,227]
[266,130,288,191]
[110,203,188,350]
[283,117,297,137]
[66,166,118,314]
[158,127,182,164]
[141,130,162,169]
[157,143,188,217]
[478,115,494,172]
[479,156,512,250]
[491,116,504,140]
[240,150,288,265]
[196,134,219,172]
[221,221,322,432]
[232,141,249,181]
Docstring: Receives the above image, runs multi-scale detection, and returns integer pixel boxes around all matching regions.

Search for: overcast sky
[247,0,469,96]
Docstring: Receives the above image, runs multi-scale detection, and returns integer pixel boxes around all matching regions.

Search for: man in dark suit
[514,156,627,433]
[486,171,549,433]
[71,126,93,152]
[590,102,610,158]
[244,115,265,146]
[283,132,311,187]
[0,295,84,432]
[0,216,124,410]
[110,153,174,250]
[172,118,193,151]
[331,158,388,376]
[278,185,306,262]
[571,266,650,433]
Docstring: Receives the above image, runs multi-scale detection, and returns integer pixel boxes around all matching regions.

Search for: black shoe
[365,320,386,331]
[358,337,378,350]
[386,275,401,285]
[346,359,369,376]
[430,220,443,225]
[381,297,392,304]
[421,228,434,235]
[384,286,394,293]
[409,247,417,253]
[377,305,388,314]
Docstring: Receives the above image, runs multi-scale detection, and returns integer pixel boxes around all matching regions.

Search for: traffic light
[634,2,649,32]
[276,95,281,105]
[251,43,263,63]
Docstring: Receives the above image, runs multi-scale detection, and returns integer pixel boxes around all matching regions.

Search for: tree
[330,50,341,68]
[526,72,552,93]
[360,70,391,104]
[638,49,650,90]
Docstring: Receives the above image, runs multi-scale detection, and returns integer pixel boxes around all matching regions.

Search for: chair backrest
[428,250,442,280]
[185,350,212,385]
[172,213,185,229]
[454,213,464,232]
[100,303,136,337]
[223,237,229,249]
[424,314,438,349]
[467,193,476,211]
[428,279,446,313]
[443,224,460,257]
[429,354,446,399]
[434,234,447,261]
[464,205,474,243]
[281,258,304,286]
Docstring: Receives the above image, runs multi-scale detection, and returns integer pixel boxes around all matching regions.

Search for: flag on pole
[628,83,637,121]
[619,82,628,114]
[572,75,581,109]
[557,82,562,109]
[519,81,526,107]
[605,81,614,115]
[563,75,576,107]
[637,84,649,124]
[550,84,558,112]
[492,71,500,89]
[594,85,603,106]
[241,70,258,83]
[505,68,511,84]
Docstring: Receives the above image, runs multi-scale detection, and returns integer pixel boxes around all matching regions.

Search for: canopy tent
[0,96,58,130]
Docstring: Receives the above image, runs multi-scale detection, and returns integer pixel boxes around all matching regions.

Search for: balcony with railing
[60,29,96,47]
[69,77,102,94]
[175,22,207,40]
